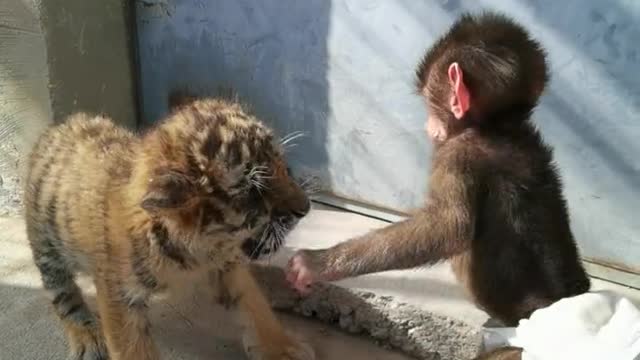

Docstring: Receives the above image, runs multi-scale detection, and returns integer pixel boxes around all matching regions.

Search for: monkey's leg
[30,234,107,360]
[218,265,315,360]
[451,252,502,327]
[94,278,159,360]
[450,251,551,326]
[474,346,523,360]
[450,251,474,297]
[512,295,554,323]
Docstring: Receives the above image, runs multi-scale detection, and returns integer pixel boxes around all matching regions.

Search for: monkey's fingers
[285,251,319,296]
[285,267,298,285]
[292,267,315,295]
[286,253,306,282]
[285,257,298,282]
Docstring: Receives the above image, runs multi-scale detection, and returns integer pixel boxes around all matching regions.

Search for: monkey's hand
[286,249,335,295]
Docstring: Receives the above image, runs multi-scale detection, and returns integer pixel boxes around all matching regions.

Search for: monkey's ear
[141,171,196,212]
[447,62,470,119]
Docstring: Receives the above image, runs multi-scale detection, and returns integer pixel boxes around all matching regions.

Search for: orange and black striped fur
[24,95,314,360]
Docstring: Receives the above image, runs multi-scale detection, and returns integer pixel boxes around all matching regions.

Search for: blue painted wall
[135,0,639,272]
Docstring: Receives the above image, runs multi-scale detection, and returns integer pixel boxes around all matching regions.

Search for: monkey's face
[422,84,449,142]
[425,115,448,142]
[422,62,471,142]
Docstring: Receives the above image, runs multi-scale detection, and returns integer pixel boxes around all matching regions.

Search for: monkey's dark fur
[295,11,590,356]
[416,12,549,126]
[475,347,523,360]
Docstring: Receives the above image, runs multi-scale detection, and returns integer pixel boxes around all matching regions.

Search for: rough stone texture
[0,0,139,218]
[1,0,52,217]
[252,264,482,359]
[0,174,22,217]
[0,141,22,217]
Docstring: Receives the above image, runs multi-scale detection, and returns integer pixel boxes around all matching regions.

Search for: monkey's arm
[316,197,474,277]
[287,160,478,289]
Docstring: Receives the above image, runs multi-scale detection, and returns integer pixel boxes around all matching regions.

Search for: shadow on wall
[134,0,639,271]
[465,1,640,269]
[39,0,139,126]
[400,1,640,272]
[488,0,640,188]
[0,0,53,215]
[0,0,140,217]
[1,0,139,129]
[135,0,331,184]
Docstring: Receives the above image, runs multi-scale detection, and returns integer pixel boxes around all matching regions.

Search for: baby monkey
[287,10,590,338]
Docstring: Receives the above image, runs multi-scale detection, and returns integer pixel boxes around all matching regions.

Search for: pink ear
[447,63,470,119]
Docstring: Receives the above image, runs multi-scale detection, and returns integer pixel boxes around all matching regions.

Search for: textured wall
[135,1,639,272]
[0,0,138,215]
[0,0,53,215]
[40,0,138,126]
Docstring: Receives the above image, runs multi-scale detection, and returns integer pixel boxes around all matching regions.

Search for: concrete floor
[1,205,638,359]
[268,204,640,326]
[0,211,413,360]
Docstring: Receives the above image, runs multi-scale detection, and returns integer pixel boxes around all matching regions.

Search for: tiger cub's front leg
[95,278,160,360]
[216,265,315,360]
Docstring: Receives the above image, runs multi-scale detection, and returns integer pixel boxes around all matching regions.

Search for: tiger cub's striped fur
[24,95,314,360]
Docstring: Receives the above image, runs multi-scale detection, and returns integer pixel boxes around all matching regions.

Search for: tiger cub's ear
[167,89,198,111]
[141,171,196,212]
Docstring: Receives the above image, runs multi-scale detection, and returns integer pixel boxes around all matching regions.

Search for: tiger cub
[24,94,314,360]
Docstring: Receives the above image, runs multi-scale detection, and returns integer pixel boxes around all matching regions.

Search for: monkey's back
[468,123,590,323]
[24,113,138,273]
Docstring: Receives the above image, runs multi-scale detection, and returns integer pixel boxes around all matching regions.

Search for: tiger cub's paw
[68,326,108,360]
[242,330,315,360]
[69,334,109,360]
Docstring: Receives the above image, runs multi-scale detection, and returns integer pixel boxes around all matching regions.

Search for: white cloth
[481,291,640,360]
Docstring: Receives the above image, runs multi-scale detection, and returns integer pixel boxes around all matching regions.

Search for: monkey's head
[415,11,549,142]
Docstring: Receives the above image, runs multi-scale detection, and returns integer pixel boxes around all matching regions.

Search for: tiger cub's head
[137,96,310,259]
